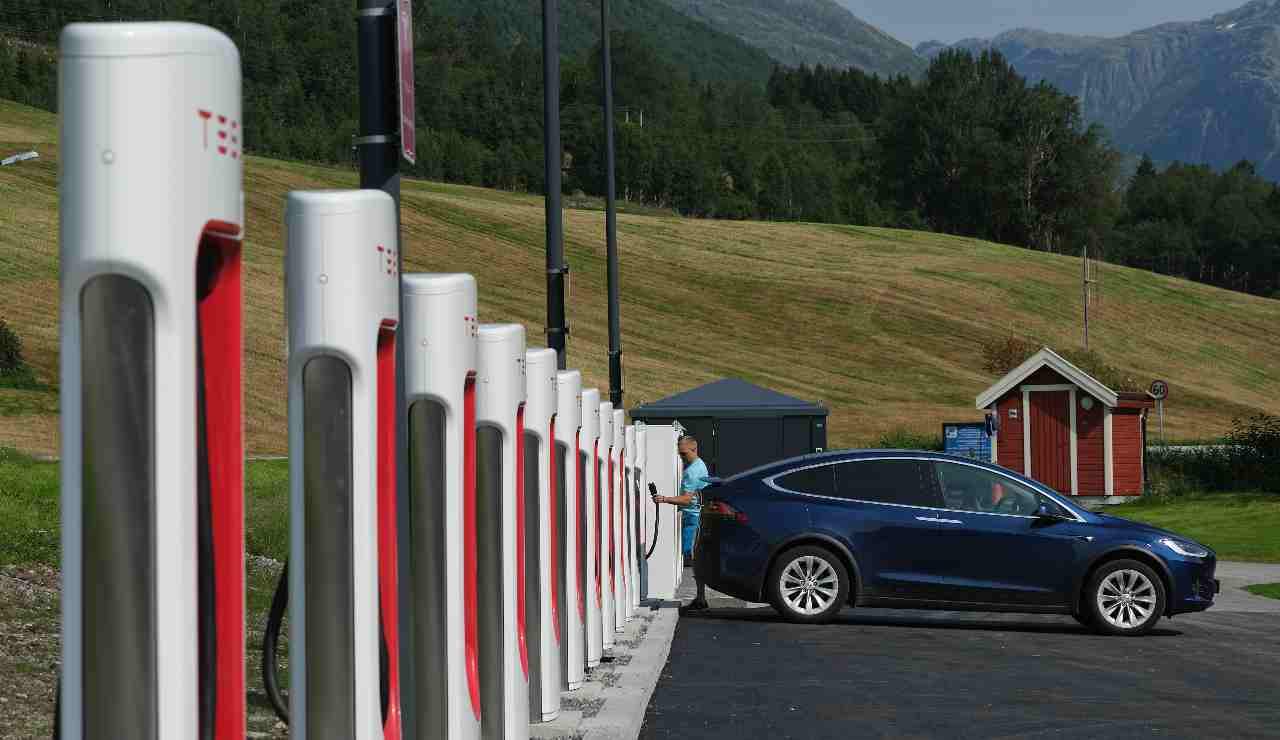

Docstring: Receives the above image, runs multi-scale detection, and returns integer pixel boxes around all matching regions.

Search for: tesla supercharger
[555,370,585,691]
[632,427,645,612]
[597,402,616,650]
[643,425,684,600]
[285,190,402,740]
[476,324,529,739]
[59,23,245,739]
[402,273,481,740]
[611,410,627,633]
[619,419,634,622]
[523,348,560,722]
[579,389,602,669]
[624,425,639,616]
[635,424,649,603]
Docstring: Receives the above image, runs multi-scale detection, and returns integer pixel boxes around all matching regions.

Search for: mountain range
[659,0,925,78]
[432,0,926,80]
[918,0,1280,180]
[431,0,779,81]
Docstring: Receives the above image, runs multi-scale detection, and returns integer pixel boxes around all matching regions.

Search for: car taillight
[706,499,748,524]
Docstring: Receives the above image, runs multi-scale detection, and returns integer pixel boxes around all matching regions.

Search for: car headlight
[1160,538,1209,558]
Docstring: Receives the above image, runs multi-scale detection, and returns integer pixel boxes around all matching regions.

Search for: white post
[476,324,528,738]
[59,22,245,740]
[598,402,616,650]
[523,349,561,722]
[612,410,627,633]
[286,190,401,740]
[401,273,481,740]
[642,425,683,600]
[580,389,603,668]
[555,370,584,690]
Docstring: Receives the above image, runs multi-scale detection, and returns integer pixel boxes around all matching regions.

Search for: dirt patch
[0,564,58,738]
[0,561,291,738]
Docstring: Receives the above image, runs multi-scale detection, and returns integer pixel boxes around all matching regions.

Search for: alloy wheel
[780,555,839,616]
[1096,568,1157,630]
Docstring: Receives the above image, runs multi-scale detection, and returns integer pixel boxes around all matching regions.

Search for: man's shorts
[681,517,700,559]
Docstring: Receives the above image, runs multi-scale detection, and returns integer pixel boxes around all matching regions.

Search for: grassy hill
[2,97,1278,457]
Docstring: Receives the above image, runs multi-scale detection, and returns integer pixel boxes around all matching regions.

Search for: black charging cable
[261,561,290,724]
[260,556,392,726]
[645,482,662,560]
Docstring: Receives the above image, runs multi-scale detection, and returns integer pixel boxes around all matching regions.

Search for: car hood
[1092,513,1207,548]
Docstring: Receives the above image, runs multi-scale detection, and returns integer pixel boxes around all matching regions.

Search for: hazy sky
[840,0,1247,46]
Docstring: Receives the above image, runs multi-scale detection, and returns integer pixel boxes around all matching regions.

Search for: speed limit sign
[1149,380,1169,400]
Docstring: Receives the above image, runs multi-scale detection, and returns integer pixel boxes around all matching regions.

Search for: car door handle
[915,516,964,525]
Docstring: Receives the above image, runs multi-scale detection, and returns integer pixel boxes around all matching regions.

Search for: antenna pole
[1082,244,1090,351]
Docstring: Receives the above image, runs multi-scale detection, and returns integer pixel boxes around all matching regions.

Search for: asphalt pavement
[640,565,1280,740]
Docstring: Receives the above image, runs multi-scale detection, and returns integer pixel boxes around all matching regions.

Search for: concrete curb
[530,601,680,740]
[580,604,679,740]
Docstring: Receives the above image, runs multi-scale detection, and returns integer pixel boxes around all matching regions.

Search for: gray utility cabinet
[629,378,828,478]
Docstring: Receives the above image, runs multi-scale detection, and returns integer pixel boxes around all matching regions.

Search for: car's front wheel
[1084,559,1166,636]
[767,546,849,624]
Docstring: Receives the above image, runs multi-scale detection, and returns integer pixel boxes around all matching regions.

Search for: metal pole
[602,0,623,407]
[1082,244,1089,351]
[356,0,412,733]
[543,0,569,369]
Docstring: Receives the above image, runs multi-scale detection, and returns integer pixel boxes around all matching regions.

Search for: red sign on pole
[397,0,416,164]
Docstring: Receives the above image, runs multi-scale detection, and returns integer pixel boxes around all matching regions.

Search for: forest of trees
[1,1,1277,299]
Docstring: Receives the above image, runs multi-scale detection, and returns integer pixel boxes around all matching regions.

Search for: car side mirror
[1034,502,1068,521]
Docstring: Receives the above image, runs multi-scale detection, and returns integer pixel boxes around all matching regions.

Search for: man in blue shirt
[653,434,711,610]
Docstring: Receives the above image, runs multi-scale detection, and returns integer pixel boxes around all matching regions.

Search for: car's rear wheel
[767,546,849,624]
[1084,559,1166,636]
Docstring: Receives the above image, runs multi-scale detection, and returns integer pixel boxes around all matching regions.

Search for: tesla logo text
[198,109,241,159]
[376,244,398,276]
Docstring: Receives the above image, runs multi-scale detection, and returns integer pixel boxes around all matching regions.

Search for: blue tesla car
[692,451,1218,635]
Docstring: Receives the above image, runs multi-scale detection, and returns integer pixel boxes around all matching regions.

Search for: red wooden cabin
[976,348,1155,502]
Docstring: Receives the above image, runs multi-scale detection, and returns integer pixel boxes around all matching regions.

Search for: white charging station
[554,370,584,690]
[611,410,627,633]
[476,324,529,739]
[624,425,638,617]
[579,388,602,669]
[523,348,560,722]
[635,424,649,603]
[285,190,401,740]
[597,402,616,650]
[616,419,632,622]
[59,22,246,739]
[631,426,644,613]
[643,425,684,601]
[402,273,481,740]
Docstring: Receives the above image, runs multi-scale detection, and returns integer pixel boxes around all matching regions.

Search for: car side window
[933,462,1045,516]
[833,459,941,508]
[774,464,836,497]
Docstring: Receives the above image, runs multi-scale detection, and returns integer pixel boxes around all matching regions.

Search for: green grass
[246,459,289,563]
[0,387,57,416]
[0,447,293,733]
[0,447,291,567]
[1108,493,1280,563]
[0,447,58,565]
[1245,583,1280,600]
